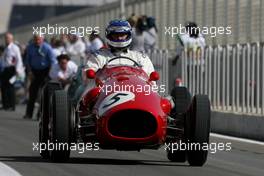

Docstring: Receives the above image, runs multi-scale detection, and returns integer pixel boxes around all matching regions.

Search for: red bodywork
[78,65,170,150]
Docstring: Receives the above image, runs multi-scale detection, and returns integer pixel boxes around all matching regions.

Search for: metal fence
[147,49,169,96]
[1,0,264,48]
[181,43,264,115]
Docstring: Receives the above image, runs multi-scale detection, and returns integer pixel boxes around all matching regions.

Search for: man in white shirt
[0,32,24,111]
[62,34,86,66]
[87,31,105,53]
[144,16,158,51]
[174,22,206,87]
[52,39,66,57]
[177,22,206,63]
[49,54,78,87]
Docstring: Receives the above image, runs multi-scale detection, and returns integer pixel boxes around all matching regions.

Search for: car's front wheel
[48,90,74,162]
[186,95,211,166]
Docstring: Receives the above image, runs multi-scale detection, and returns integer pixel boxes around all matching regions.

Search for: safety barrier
[180,43,264,115]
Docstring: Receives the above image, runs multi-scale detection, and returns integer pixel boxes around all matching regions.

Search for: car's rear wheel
[186,95,211,166]
[39,82,62,159]
[49,90,74,162]
[167,87,191,162]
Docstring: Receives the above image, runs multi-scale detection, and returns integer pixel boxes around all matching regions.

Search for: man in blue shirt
[23,34,56,119]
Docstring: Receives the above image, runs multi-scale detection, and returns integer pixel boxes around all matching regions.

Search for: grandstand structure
[0,0,263,48]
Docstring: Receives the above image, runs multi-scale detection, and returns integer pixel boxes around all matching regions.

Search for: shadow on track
[0,156,188,166]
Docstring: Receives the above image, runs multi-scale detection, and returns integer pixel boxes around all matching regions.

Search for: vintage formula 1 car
[39,56,211,166]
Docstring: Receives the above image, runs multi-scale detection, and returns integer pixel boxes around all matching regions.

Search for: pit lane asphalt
[0,106,263,176]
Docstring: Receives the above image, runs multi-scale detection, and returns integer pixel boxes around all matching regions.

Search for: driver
[71,20,156,104]
[86,19,155,76]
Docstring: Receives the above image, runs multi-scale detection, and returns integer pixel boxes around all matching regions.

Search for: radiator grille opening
[108,110,157,138]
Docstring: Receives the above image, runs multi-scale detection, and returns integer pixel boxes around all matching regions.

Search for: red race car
[39,56,211,166]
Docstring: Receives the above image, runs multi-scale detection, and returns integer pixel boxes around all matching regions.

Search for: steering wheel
[107,56,142,67]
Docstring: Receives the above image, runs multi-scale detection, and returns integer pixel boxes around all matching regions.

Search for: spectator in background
[0,45,5,73]
[0,46,3,107]
[130,15,148,52]
[128,13,139,27]
[49,54,78,87]
[173,22,206,85]
[62,34,86,66]
[17,43,28,104]
[144,16,158,51]
[127,13,138,32]
[86,31,105,53]
[50,37,56,49]
[51,38,66,57]
[0,33,24,111]
[180,22,206,53]
[127,14,138,49]
[173,22,206,64]
[23,34,56,119]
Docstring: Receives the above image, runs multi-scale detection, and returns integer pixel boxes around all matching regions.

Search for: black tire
[170,86,192,114]
[167,87,191,162]
[49,90,73,162]
[39,82,62,159]
[186,95,211,166]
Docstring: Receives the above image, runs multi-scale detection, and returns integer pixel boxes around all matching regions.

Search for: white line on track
[210,133,264,146]
[0,162,22,176]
